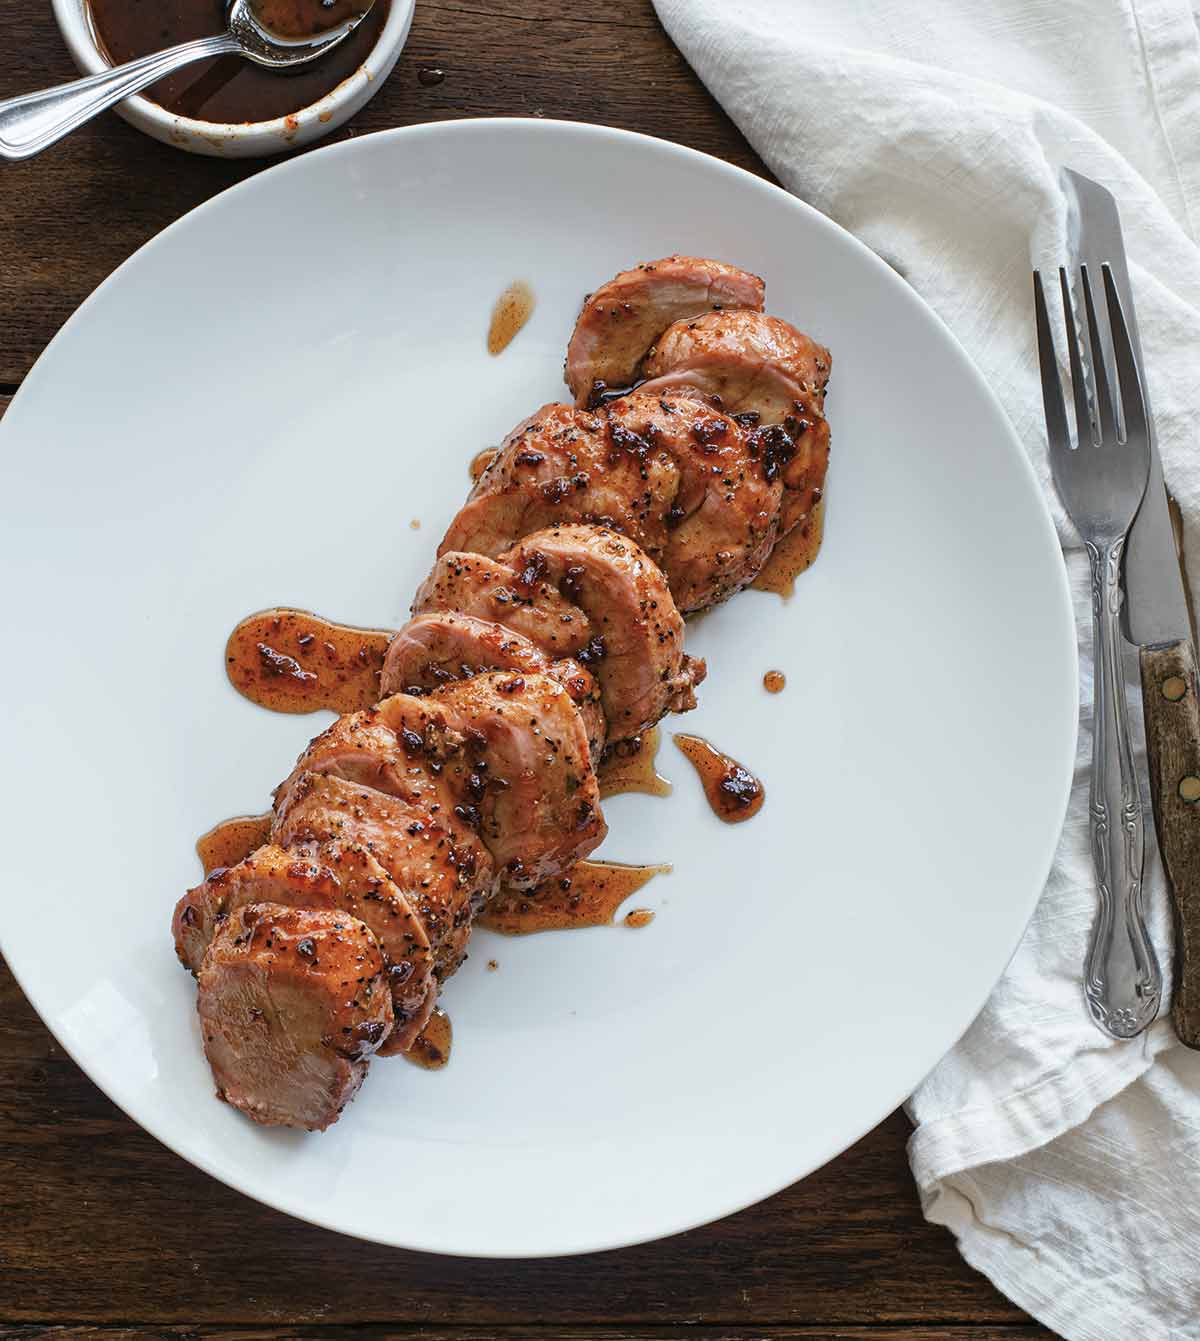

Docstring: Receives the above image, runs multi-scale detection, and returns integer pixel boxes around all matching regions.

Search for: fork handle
[1084,537,1162,1037]
[1139,638,1200,1047]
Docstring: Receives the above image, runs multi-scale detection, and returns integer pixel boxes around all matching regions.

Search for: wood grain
[0,1330,1054,1341]
[1140,638,1200,1046]
[0,2,1056,1334]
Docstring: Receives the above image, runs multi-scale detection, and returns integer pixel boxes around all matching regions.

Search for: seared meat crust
[500,525,704,737]
[439,403,680,564]
[639,310,831,534]
[380,611,605,760]
[197,904,393,1132]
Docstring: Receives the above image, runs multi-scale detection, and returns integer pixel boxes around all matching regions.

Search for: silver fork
[1034,263,1161,1038]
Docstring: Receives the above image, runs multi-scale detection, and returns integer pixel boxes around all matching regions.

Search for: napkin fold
[651,2,1200,1336]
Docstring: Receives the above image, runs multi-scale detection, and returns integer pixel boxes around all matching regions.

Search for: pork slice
[197,903,393,1132]
[639,310,831,533]
[500,525,704,739]
[565,256,765,406]
[429,669,607,887]
[413,551,594,660]
[603,393,783,611]
[174,842,436,1054]
[438,403,680,564]
[272,771,490,980]
[381,611,606,760]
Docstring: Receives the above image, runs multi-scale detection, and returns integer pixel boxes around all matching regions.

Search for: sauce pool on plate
[673,734,765,823]
[402,1007,452,1070]
[751,497,825,598]
[479,860,670,935]
[598,727,671,800]
[487,281,535,355]
[225,608,392,715]
[86,0,390,124]
[196,812,273,874]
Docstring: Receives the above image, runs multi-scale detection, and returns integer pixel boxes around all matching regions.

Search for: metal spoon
[0,0,373,160]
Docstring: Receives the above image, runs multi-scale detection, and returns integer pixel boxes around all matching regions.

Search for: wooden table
[0,3,1054,1337]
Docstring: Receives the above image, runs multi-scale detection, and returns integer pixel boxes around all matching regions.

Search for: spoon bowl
[229,0,372,67]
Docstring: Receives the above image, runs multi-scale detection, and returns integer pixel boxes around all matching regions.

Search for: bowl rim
[50,0,415,144]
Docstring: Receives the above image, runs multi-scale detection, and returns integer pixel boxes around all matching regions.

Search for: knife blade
[1062,169,1191,647]
[1062,167,1200,1048]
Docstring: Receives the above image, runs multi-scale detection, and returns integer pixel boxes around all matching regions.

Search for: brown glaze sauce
[469,447,498,483]
[402,1007,452,1070]
[251,0,367,39]
[225,608,392,715]
[598,726,671,800]
[86,0,389,124]
[196,813,273,875]
[751,498,826,598]
[673,734,765,823]
[763,670,786,694]
[487,281,535,355]
[479,860,671,935]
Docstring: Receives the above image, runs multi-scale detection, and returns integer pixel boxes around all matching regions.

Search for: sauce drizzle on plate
[225,608,392,715]
[196,812,273,874]
[751,498,825,598]
[598,727,671,799]
[487,281,535,355]
[402,1007,452,1069]
[673,734,765,823]
[479,860,670,935]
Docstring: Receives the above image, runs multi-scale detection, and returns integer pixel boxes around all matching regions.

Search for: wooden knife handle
[1140,638,1200,1048]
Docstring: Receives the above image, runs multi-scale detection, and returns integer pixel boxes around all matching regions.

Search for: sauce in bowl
[86,0,390,123]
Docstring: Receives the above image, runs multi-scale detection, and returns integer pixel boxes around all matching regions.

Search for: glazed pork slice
[197,904,393,1132]
[380,611,606,760]
[603,393,783,611]
[277,676,605,891]
[638,310,831,532]
[173,842,435,1053]
[273,771,485,983]
[431,671,607,887]
[565,256,765,406]
[439,403,681,564]
[414,551,594,660]
[273,690,470,819]
[500,526,705,738]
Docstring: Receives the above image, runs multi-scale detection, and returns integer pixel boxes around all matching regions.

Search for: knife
[1063,168,1200,1048]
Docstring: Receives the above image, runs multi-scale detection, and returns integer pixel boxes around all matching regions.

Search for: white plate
[0,119,1076,1257]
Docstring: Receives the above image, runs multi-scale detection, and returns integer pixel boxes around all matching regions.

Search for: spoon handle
[0,34,241,161]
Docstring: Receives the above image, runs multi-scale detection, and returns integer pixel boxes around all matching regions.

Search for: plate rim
[0,115,1079,1257]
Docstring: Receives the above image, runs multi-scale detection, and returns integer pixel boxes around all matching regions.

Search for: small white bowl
[51,0,414,157]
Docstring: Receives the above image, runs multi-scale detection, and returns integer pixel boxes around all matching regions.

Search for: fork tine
[1081,265,1117,443]
[1102,263,1147,443]
[1034,272,1071,450]
[1059,267,1093,445]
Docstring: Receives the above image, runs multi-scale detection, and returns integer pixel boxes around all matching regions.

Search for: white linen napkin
[650,2,1200,1336]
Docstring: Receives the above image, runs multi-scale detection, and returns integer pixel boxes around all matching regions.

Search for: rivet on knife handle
[1139,638,1200,1048]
